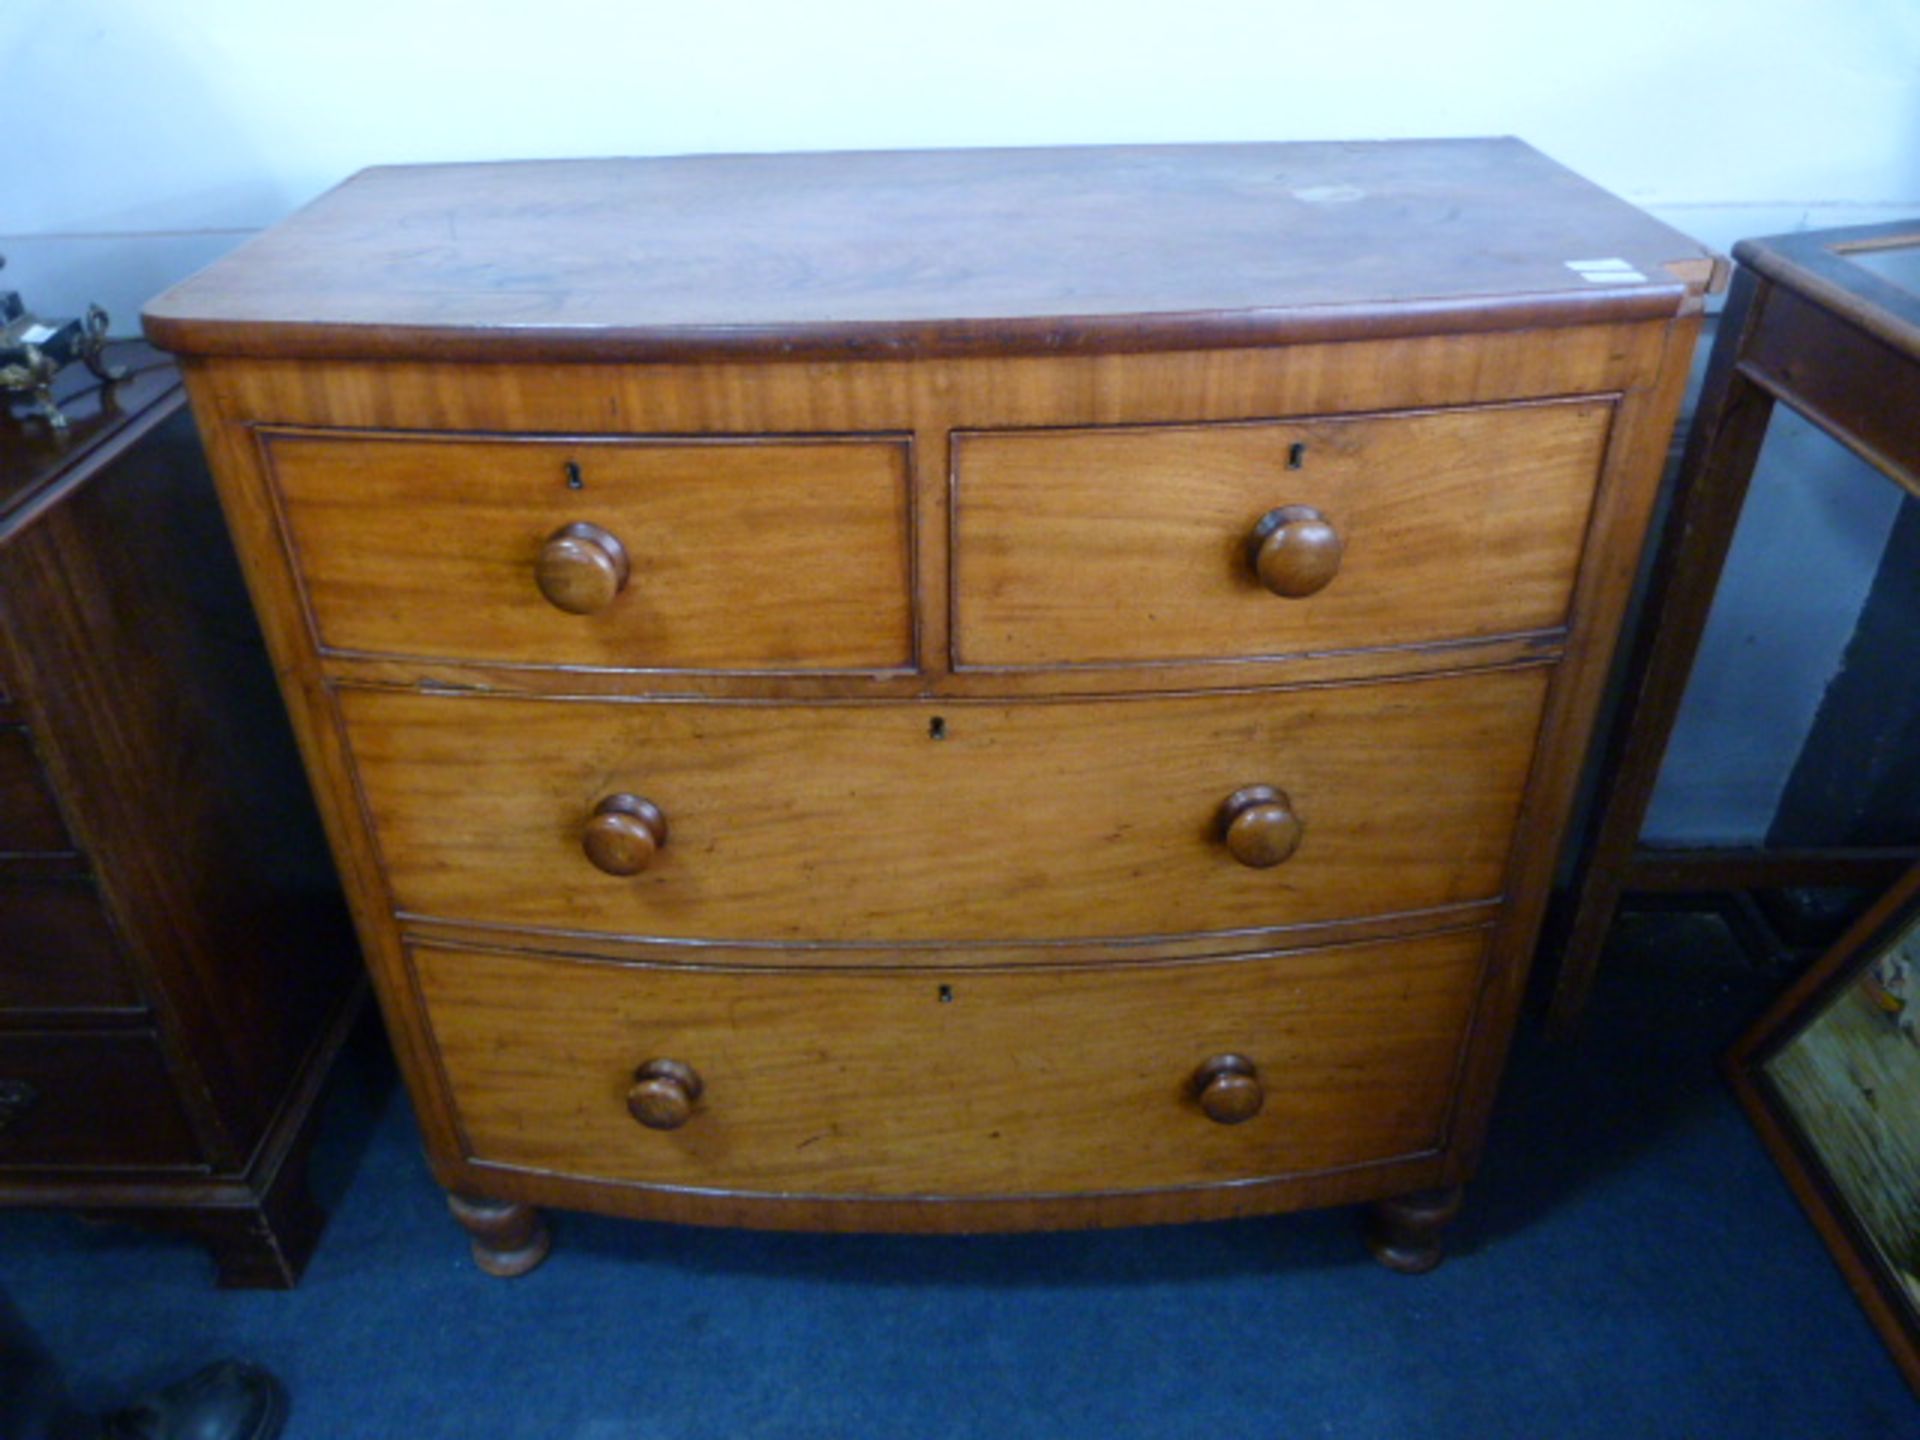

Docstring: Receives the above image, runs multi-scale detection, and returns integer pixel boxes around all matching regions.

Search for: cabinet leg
[446,1193,551,1278]
[203,1117,326,1288]
[88,1138,325,1289]
[200,1189,323,1290]
[1364,1186,1463,1274]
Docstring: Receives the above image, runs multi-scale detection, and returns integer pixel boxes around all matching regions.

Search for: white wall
[7,0,1919,842]
[8,0,1919,322]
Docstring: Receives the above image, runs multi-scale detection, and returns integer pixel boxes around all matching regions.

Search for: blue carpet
[4,912,1917,1439]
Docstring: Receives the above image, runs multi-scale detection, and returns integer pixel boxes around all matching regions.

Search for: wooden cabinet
[143,140,1715,1275]
[0,347,358,1285]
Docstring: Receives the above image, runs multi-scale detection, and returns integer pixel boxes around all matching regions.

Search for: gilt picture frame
[1728,863,1920,1394]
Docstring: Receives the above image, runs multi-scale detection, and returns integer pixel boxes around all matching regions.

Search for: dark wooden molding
[1625,847,1920,893]
[1551,222,1920,1028]
[1725,864,1920,1394]
[1737,288,1920,496]
[1735,221,1920,366]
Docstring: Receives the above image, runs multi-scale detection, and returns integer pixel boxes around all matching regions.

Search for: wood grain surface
[1735,220,1920,368]
[953,398,1612,667]
[0,879,139,1014]
[0,352,360,1285]
[264,430,915,671]
[0,728,72,855]
[414,928,1488,1198]
[143,141,1711,362]
[146,146,1708,1248]
[1443,312,1701,1164]
[183,322,1665,709]
[0,407,355,1163]
[341,667,1549,945]
[189,323,1664,439]
[1738,284,1920,496]
[0,346,184,542]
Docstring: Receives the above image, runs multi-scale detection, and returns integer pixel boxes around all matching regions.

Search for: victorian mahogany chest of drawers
[144,140,1714,1275]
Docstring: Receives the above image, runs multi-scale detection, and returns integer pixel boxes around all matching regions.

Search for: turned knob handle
[582,794,668,876]
[1249,505,1343,598]
[1218,785,1303,869]
[537,521,630,614]
[1193,1054,1263,1124]
[626,1059,703,1130]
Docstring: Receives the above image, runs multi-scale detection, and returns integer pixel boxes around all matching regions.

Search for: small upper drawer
[0,727,73,856]
[261,430,916,673]
[951,399,1613,668]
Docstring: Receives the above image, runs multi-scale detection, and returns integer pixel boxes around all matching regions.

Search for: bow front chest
[145,140,1713,1275]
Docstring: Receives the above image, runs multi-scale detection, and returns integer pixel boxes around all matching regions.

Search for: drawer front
[0,879,140,1012]
[0,1031,198,1169]
[262,431,915,671]
[344,667,1548,944]
[951,399,1612,667]
[0,727,72,855]
[416,930,1487,1196]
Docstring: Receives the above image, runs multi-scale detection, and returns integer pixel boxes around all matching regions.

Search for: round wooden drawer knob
[1218,785,1303,868]
[537,521,630,615]
[582,794,668,876]
[627,1058,703,1130]
[1249,505,1343,598]
[1193,1054,1263,1124]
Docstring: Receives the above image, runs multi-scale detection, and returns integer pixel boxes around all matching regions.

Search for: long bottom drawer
[415,929,1488,1200]
[0,1031,199,1170]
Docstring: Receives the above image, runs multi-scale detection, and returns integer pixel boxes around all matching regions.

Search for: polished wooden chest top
[146,140,1712,1275]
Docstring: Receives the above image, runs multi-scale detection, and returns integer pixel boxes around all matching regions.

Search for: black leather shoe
[99,1360,287,1440]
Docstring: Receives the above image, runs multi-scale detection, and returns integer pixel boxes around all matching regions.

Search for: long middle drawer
[342,667,1549,945]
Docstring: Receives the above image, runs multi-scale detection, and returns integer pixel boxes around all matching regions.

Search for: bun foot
[1364,1186,1463,1274]
[446,1193,551,1278]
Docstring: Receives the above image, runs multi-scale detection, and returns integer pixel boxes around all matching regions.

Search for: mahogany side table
[1551,221,1920,1027]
